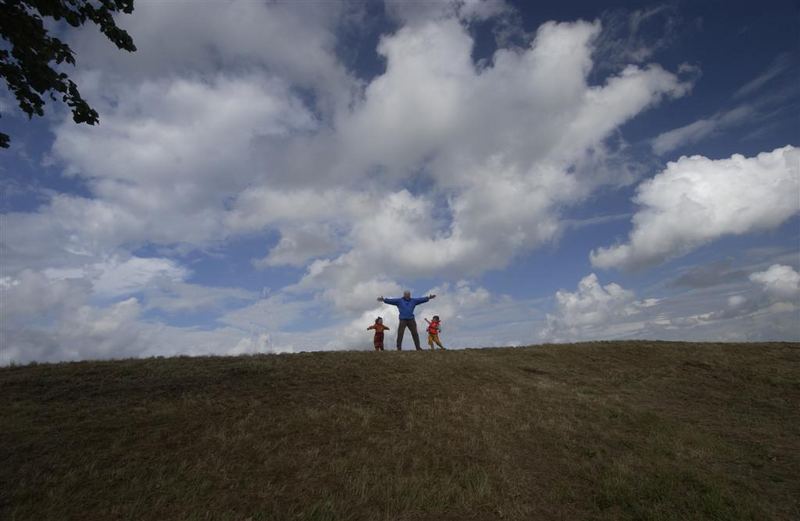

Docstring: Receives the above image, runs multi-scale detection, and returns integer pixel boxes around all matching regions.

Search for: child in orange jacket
[425,315,445,350]
[367,317,390,351]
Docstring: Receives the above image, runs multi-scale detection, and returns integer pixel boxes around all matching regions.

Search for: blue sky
[1,0,798,363]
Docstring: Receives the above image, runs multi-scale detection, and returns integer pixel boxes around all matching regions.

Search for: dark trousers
[397,319,421,350]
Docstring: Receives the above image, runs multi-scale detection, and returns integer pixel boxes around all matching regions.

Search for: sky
[1,0,798,364]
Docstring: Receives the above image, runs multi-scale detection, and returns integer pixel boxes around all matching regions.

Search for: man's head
[403,290,411,299]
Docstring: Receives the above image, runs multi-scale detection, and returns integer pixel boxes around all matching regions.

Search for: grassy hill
[1,341,798,521]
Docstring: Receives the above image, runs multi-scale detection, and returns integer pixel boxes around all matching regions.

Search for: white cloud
[0,268,275,365]
[385,0,511,26]
[219,293,317,332]
[57,75,316,184]
[2,74,320,278]
[254,224,340,268]
[0,269,91,320]
[143,281,255,314]
[226,188,367,234]
[69,0,359,113]
[541,273,650,341]
[0,268,148,363]
[727,294,748,309]
[651,105,755,155]
[540,263,800,343]
[663,263,800,336]
[0,257,270,364]
[51,74,316,247]
[328,278,404,315]
[44,256,189,298]
[749,264,800,302]
[591,146,800,270]
[0,301,280,365]
[283,19,690,292]
[5,252,254,314]
[10,14,690,292]
[229,333,272,356]
[458,0,512,21]
[2,5,716,362]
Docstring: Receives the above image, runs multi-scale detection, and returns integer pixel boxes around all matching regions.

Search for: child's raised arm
[367,325,375,330]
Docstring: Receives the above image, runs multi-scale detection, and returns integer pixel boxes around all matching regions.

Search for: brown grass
[1,341,799,520]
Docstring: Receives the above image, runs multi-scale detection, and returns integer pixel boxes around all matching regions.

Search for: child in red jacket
[367,317,390,351]
[425,315,445,350]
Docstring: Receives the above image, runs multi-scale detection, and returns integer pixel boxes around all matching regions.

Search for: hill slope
[2,341,799,520]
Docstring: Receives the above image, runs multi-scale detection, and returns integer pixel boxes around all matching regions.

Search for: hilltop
[2,341,798,520]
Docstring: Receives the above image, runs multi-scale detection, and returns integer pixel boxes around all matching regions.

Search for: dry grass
[1,341,798,520]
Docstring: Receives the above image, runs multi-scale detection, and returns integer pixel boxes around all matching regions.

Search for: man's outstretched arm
[379,296,400,305]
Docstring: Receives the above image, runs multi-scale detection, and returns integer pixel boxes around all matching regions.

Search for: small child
[425,315,445,350]
[367,317,390,351]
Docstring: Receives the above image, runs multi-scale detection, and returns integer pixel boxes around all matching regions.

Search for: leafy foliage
[0,0,136,148]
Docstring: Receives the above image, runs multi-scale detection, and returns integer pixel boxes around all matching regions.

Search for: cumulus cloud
[1,75,322,280]
[279,18,690,291]
[43,256,189,298]
[27,254,252,314]
[0,306,278,365]
[591,146,800,270]
[749,264,800,302]
[2,2,712,362]
[254,224,340,269]
[225,188,369,235]
[541,264,800,343]
[8,11,691,290]
[0,266,273,365]
[541,273,653,341]
[385,0,511,26]
[0,268,146,363]
[666,263,800,336]
[68,0,359,113]
[51,74,316,247]
[0,270,91,320]
[0,255,269,364]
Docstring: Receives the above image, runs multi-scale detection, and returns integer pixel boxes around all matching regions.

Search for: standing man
[377,291,436,351]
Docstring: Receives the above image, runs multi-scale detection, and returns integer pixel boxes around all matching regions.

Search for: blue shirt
[382,296,430,320]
